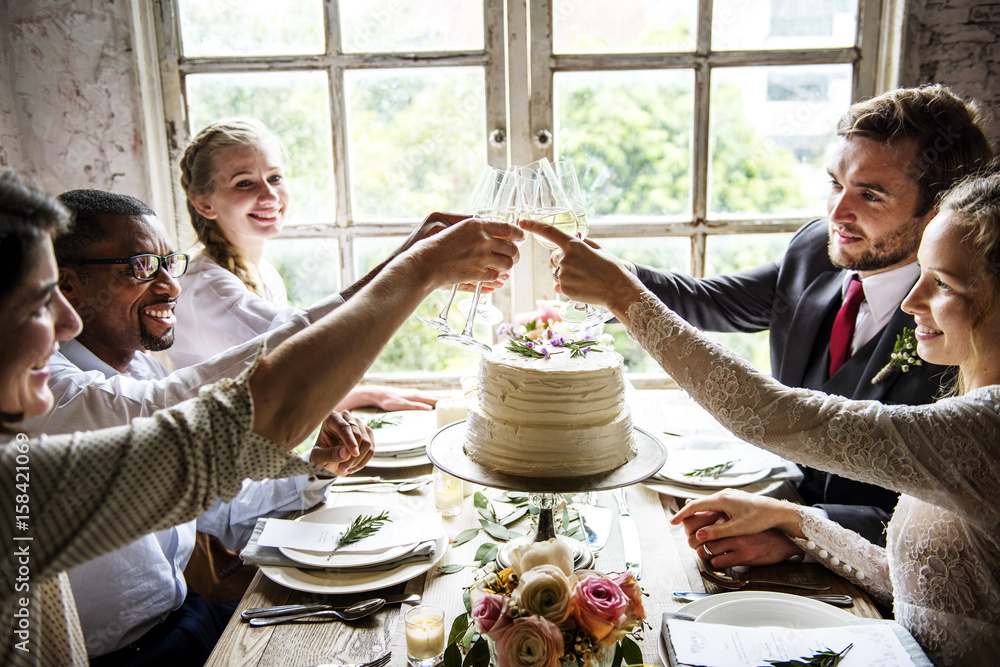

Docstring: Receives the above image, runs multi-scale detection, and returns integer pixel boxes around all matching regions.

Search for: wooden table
[206,391,882,667]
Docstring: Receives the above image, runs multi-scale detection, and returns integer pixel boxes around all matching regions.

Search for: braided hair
[179,118,286,296]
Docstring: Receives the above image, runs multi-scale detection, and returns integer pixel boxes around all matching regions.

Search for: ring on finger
[703,543,714,558]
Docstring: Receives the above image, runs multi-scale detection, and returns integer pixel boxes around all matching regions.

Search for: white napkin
[259,512,441,554]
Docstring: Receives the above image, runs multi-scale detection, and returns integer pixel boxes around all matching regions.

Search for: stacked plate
[646,435,802,498]
[260,505,447,594]
[364,411,439,468]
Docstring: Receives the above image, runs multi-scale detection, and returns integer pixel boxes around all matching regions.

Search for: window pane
[345,68,486,220]
[177,0,324,57]
[713,0,858,51]
[339,0,483,53]
[703,232,795,373]
[265,239,341,309]
[553,0,696,53]
[556,70,694,221]
[355,237,483,374]
[708,64,852,218]
[186,72,336,224]
[597,237,690,375]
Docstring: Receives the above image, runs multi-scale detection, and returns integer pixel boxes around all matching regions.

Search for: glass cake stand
[426,421,667,570]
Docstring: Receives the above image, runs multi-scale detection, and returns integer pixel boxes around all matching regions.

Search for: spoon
[701,570,831,591]
[249,598,385,626]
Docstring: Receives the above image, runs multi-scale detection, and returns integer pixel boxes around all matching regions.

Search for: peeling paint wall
[1,0,150,202]
[905,0,1000,148]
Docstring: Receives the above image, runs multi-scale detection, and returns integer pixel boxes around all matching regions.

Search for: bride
[522,170,1000,666]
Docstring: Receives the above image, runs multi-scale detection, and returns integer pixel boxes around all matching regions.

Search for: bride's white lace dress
[625,294,1000,666]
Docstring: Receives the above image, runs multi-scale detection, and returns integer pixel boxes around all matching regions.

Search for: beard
[139,321,174,352]
[827,219,923,272]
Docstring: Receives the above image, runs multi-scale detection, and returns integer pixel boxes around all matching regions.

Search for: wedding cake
[464,346,636,478]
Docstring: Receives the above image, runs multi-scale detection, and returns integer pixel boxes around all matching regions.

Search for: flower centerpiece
[496,301,615,361]
[451,538,646,667]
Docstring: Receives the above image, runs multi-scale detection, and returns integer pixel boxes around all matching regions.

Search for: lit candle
[405,605,445,664]
[435,397,468,428]
[434,468,464,517]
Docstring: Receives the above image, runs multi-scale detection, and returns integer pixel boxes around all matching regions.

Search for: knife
[576,502,613,552]
[615,487,641,579]
[672,592,854,607]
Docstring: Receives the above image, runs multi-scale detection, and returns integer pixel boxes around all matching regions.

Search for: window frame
[144,0,897,385]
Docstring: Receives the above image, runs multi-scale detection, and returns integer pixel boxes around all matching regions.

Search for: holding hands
[309,410,375,475]
[670,490,806,567]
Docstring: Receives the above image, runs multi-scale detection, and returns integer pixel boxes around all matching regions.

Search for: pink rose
[493,616,564,667]
[612,572,646,627]
[471,591,512,636]
[572,574,628,645]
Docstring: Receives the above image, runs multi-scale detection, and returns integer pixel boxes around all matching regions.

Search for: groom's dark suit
[634,218,950,544]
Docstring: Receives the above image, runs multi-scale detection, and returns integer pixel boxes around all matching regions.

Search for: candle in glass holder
[434,467,464,517]
[405,605,445,666]
[435,397,468,428]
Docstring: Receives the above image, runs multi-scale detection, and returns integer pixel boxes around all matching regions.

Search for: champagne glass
[552,161,613,330]
[437,167,508,354]
[523,158,579,250]
[416,166,503,334]
[456,168,506,326]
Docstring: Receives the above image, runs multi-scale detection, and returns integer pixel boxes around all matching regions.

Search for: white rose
[510,538,574,577]
[513,564,574,625]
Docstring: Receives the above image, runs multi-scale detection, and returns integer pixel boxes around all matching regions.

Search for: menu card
[666,618,917,667]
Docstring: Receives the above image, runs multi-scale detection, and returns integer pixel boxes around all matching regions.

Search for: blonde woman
[526,169,1000,665]
[171,117,465,411]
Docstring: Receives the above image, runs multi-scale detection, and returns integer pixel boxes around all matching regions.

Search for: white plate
[661,591,857,663]
[262,529,447,595]
[279,505,418,568]
[644,478,786,500]
[364,411,437,452]
[697,597,854,628]
[365,454,431,469]
[680,591,856,624]
[654,436,789,489]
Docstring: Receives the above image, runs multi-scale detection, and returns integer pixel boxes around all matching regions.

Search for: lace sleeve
[791,507,893,605]
[624,293,1000,528]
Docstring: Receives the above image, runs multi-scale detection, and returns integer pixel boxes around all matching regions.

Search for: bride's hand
[670,489,806,542]
[521,218,643,319]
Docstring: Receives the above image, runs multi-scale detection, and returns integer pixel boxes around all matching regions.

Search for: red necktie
[829,275,865,377]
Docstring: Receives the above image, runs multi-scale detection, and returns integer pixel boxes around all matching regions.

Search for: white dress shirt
[843,262,920,354]
[19,293,343,656]
[169,252,297,369]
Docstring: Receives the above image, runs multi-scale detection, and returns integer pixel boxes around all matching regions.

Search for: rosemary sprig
[683,459,737,478]
[506,337,549,359]
[336,510,392,548]
[558,339,602,358]
[365,413,401,429]
[765,643,853,667]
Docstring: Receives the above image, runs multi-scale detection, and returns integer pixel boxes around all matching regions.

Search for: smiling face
[0,238,82,419]
[826,136,936,277]
[902,211,1000,390]
[60,213,181,373]
[190,139,289,259]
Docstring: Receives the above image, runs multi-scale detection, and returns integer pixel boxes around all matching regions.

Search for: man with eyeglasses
[28,189,373,664]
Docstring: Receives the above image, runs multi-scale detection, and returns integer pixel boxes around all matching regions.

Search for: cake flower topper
[871,327,922,384]
[497,300,614,360]
[445,538,646,667]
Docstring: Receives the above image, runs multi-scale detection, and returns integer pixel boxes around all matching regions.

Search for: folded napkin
[241,517,436,571]
[660,610,932,667]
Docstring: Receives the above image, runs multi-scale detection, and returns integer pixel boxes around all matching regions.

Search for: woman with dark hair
[526,169,1000,665]
[0,167,521,665]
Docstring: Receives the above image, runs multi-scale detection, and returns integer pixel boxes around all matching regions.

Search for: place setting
[239,504,448,596]
[360,410,439,469]
[644,434,803,499]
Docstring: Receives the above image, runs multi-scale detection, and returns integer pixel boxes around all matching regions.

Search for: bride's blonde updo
[179,118,286,296]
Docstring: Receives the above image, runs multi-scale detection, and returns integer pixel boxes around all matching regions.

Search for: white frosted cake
[464,346,636,478]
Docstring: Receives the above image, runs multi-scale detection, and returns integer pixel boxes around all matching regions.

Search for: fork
[310,652,391,667]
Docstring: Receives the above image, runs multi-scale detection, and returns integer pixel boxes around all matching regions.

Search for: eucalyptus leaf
[475,542,499,565]
[442,643,462,667]
[473,491,489,509]
[500,506,528,526]
[448,614,469,644]
[437,564,466,575]
[453,528,480,546]
[620,636,642,665]
[464,638,490,667]
[481,520,511,541]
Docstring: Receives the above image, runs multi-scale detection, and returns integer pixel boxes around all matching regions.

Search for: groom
[626,85,994,566]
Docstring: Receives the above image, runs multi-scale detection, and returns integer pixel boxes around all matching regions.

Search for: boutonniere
[871,327,922,384]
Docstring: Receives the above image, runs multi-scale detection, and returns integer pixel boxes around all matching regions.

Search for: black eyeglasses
[68,252,190,281]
